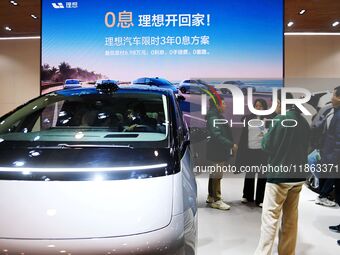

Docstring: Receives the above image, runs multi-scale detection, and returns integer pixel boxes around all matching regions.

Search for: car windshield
[65,79,80,84]
[153,79,173,86]
[98,80,117,85]
[0,90,169,145]
[196,80,209,86]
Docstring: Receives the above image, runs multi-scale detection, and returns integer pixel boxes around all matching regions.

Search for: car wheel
[220,88,230,95]
[180,87,187,94]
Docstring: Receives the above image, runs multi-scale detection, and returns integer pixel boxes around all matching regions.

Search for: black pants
[319,178,340,205]
[242,149,267,204]
[335,179,340,205]
[319,178,335,198]
[243,173,267,204]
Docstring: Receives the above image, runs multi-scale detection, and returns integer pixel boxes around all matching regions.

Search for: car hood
[0,177,173,239]
[0,147,175,239]
[0,146,174,171]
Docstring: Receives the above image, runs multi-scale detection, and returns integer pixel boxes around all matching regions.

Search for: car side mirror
[180,139,190,158]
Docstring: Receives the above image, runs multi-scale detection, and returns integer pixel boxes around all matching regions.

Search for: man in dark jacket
[206,98,237,210]
[254,91,310,255]
[236,98,273,207]
[314,106,336,207]
[325,86,340,246]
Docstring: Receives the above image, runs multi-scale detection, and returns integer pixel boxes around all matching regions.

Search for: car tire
[180,87,187,94]
[220,88,230,95]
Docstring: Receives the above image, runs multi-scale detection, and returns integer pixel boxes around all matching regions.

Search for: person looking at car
[236,98,270,207]
[322,86,340,246]
[206,97,238,210]
[126,108,137,124]
[254,91,310,255]
[314,107,336,207]
[308,98,335,207]
[125,103,157,131]
[125,108,139,131]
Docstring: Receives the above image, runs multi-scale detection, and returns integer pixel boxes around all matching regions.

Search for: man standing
[254,92,310,255]
[324,86,340,246]
[206,98,237,210]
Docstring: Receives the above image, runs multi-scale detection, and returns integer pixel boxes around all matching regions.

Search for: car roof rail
[96,82,119,93]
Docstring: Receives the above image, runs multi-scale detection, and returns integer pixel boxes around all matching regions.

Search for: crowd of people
[204,86,340,254]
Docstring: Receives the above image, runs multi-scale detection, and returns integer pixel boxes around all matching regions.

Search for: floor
[196,175,340,255]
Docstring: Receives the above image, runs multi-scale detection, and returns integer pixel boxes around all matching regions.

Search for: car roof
[119,84,174,92]
[138,77,159,79]
[54,85,175,97]
[96,79,118,83]
[135,77,170,81]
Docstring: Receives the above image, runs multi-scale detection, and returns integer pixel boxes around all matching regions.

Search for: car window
[65,80,79,84]
[0,92,170,144]
[152,79,172,87]
[134,78,145,84]
[152,79,162,86]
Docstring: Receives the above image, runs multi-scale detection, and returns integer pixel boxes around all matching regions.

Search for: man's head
[331,86,340,108]
[254,98,268,111]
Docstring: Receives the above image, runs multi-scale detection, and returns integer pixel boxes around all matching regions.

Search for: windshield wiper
[28,144,134,149]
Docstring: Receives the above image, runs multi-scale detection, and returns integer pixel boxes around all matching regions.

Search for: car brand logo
[52,2,78,9]
[52,2,65,9]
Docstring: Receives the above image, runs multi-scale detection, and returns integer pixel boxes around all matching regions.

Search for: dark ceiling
[285,0,340,32]
[0,0,339,37]
[0,0,40,37]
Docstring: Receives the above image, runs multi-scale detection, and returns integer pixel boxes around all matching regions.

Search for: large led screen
[41,0,283,95]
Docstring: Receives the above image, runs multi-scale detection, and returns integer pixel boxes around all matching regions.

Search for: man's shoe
[209,200,231,210]
[316,197,336,207]
[329,224,340,233]
[337,240,340,246]
[241,197,248,203]
[206,195,214,204]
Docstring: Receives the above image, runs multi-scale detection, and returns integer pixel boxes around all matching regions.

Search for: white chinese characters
[105,11,211,28]
[105,35,210,47]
